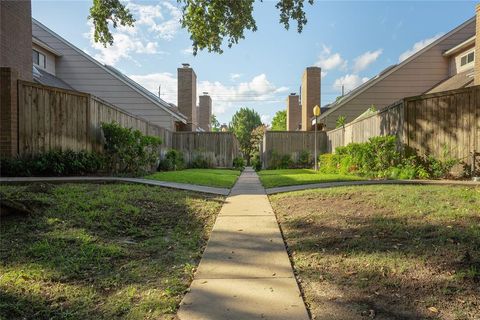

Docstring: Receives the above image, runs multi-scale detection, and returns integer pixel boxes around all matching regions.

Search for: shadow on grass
[271,185,480,320]
[0,183,224,319]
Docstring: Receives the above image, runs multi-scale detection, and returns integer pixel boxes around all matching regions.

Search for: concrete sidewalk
[266,179,480,195]
[178,168,309,320]
[0,176,230,195]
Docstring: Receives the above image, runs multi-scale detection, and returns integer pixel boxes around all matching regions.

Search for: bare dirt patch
[270,185,480,320]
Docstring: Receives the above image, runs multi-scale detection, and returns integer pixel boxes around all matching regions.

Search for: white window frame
[32,49,46,69]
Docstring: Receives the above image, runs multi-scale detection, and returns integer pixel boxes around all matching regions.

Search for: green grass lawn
[258,169,364,188]
[0,183,224,319]
[270,185,480,320]
[145,169,241,188]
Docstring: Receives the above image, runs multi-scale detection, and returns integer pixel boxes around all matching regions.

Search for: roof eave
[32,18,186,123]
[32,36,62,56]
[319,16,476,120]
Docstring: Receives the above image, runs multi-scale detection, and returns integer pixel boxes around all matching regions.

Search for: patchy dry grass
[270,185,480,320]
[0,183,224,319]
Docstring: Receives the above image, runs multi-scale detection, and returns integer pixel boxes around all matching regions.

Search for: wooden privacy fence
[18,81,171,154]
[16,81,241,168]
[325,86,480,165]
[172,132,241,168]
[261,131,327,169]
[326,101,404,153]
[403,86,479,164]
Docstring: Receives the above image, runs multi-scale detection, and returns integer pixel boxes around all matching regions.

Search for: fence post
[0,68,19,157]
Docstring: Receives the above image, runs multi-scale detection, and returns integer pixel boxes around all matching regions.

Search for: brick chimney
[286,93,301,131]
[198,93,212,132]
[475,4,480,85]
[300,67,321,131]
[177,63,197,131]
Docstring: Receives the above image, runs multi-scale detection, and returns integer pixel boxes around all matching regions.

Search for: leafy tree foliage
[89,0,314,54]
[271,110,287,131]
[229,108,262,164]
[211,114,221,132]
[89,0,135,46]
[336,115,346,128]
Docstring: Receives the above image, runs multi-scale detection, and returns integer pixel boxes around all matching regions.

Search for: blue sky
[32,0,476,125]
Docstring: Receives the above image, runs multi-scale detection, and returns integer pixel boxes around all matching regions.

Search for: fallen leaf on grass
[428,306,439,313]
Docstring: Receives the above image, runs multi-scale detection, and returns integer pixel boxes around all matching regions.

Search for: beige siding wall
[31,21,176,131]
[321,19,476,130]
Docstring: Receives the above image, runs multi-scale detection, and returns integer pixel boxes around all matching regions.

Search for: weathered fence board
[325,86,480,165]
[16,81,240,168]
[172,132,241,168]
[262,131,327,169]
[17,81,169,154]
[404,86,480,164]
[326,101,404,153]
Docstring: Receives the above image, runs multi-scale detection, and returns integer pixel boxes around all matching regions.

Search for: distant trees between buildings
[229,108,262,164]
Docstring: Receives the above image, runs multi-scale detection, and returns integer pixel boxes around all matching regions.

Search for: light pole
[313,105,321,171]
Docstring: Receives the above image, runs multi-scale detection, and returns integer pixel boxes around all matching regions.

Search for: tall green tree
[89,0,314,54]
[211,114,220,132]
[271,110,287,131]
[229,108,262,164]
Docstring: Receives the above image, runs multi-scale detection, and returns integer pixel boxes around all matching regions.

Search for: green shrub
[190,153,213,169]
[233,157,245,171]
[335,136,399,175]
[319,136,459,180]
[280,154,293,169]
[101,122,161,174]
[298,150,312,168]
[251,153,262,171]
[0,150,104,177]
[158,149,184,171]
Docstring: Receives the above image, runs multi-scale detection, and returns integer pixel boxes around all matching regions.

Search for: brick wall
[300,67,321,131]
[198,94,212,131]
[0,68,19,157]
[286,94,301,131]
[177,65,197,131]
[475,4,480,85]
[0,0,32,81]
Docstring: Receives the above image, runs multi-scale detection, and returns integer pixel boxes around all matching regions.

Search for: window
[460,51,474,66]
[32,49,46,68]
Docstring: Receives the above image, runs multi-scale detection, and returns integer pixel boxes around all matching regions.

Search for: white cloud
[333,74,369,93]
[86,1,181,65]
[182,47,194,55]
[314,45,347,71]
[398,33,444,62]
[129,72,177,103]
[127,1,182,40]
[230,73,242,81]
[129,72,288,116]
[261,114,271,125]
[86,22,161,65]
[352,49,383,73]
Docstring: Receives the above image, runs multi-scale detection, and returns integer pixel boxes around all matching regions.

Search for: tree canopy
[229,108,262,163]
[89,0,314,54]
[210,114,220,132]
[271,110,287,131]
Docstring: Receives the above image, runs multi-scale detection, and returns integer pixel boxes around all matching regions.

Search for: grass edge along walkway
[265,178,480,194]
[177,167,309,320]
[258,169,364,188]
[0,176,230,195]
[145,168,241,189]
